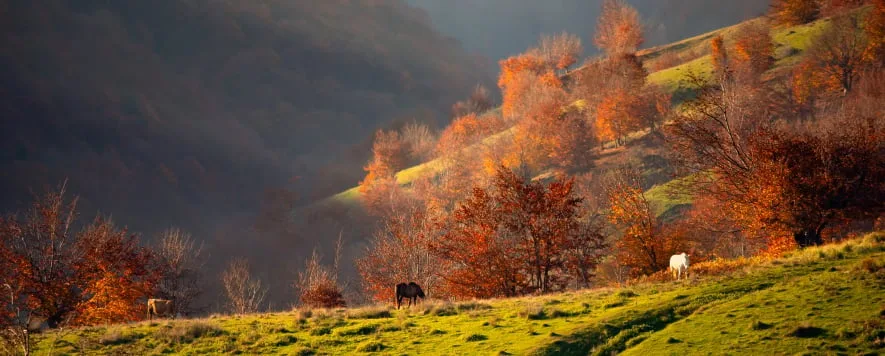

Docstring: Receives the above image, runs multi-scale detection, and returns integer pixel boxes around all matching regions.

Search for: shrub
[309,327,332,336]
[787,324,826,338]
[428,303,458,316]
[336,324,379,336]
[292,347,316,356]
[750,321,773,330]
[465,333,488,342]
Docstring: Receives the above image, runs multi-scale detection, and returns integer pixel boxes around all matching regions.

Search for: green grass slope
[32,232,885,355]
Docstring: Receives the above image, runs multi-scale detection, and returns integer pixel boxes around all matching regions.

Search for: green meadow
[33,231,885,355]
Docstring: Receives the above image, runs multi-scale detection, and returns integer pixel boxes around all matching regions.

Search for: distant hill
[407,0,770,60]
[0,0,492,238]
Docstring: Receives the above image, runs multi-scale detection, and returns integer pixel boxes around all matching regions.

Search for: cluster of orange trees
[357,0,884,301]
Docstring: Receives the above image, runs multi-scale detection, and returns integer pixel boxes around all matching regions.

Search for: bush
[428,303,458,316]
[309,327,332,336]
[292,347,315,356]
[336,324,379,336]
[300,282,347,309]
[750,321,773,330]
[465,333,488,342]
[787,324,826,338]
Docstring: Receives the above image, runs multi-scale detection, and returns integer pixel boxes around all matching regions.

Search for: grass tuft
[788,324,826,338]
[751,320,773,330]
[154,322,223,344]
[336,324,379,336]
[355,341,386,352]
[346,306,392,319]
[465,333,488,342]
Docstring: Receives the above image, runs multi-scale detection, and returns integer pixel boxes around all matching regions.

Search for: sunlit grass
[32,232,885,355]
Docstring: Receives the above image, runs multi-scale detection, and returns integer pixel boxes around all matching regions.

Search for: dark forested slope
[0,0,490,237]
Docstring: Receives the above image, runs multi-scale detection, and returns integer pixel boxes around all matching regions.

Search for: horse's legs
[396,296,401,309]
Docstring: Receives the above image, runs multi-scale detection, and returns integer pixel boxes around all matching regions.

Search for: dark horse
[395,282,425,309]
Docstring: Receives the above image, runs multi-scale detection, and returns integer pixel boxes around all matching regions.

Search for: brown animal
[147,298,175,321]
[395,282,425,309]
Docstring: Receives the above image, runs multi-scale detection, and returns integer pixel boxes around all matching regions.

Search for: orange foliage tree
[747,117,884,247]
[514,86,596,170]
[806,13,870,93]
[711,35,728,77]
[595,88,642,145]
[498,53,560,119]
[731,22,774,79]
[432,166,598,298]
[865,0,885,65]
[604,167,685,276]
[435,113,504,157]
[360,129,407,194]
[594,0,644,56]
[73,217,159,325]
[771,0,821,26]
[0,182,161,328]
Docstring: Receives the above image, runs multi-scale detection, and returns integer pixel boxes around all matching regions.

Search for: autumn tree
[594,0,644,56]
[537,32,584,72]
[435,112,505,157]
[0,218,32,356]
[221,258,267,314]
[807,13,870,93]
[731,22,774,80]
[400,121,436,162]
[711,35,729,77]
[153,227,207,316]
[432,166,598,298]
[1,182,163,330]
[748,116,884,246]
[452,84,494,118]
[72,217,159,325]
[865,0,885,65]
[357,203,448,302]
[821,0,868,16]
[296,249,346,308]
[360,129,407,194]
[433,184,521,298]
[498,53,561,119]
[604,167,683,276]
[770,0,821,26]
[514,85,596,170]
[1,183,82,329]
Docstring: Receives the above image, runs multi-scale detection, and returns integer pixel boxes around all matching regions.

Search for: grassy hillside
[31,231,885,355]
[314,13,837,215]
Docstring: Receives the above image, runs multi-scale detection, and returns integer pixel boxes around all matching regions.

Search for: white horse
[669,253,690,280]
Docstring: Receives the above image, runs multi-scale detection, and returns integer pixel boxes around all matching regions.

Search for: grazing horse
[669,253,690,281]
[147,298,175,321]
[395,282,425,309]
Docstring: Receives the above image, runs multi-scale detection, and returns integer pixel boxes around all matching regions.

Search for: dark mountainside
[0,0,491,307]
[407,0,771,60]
